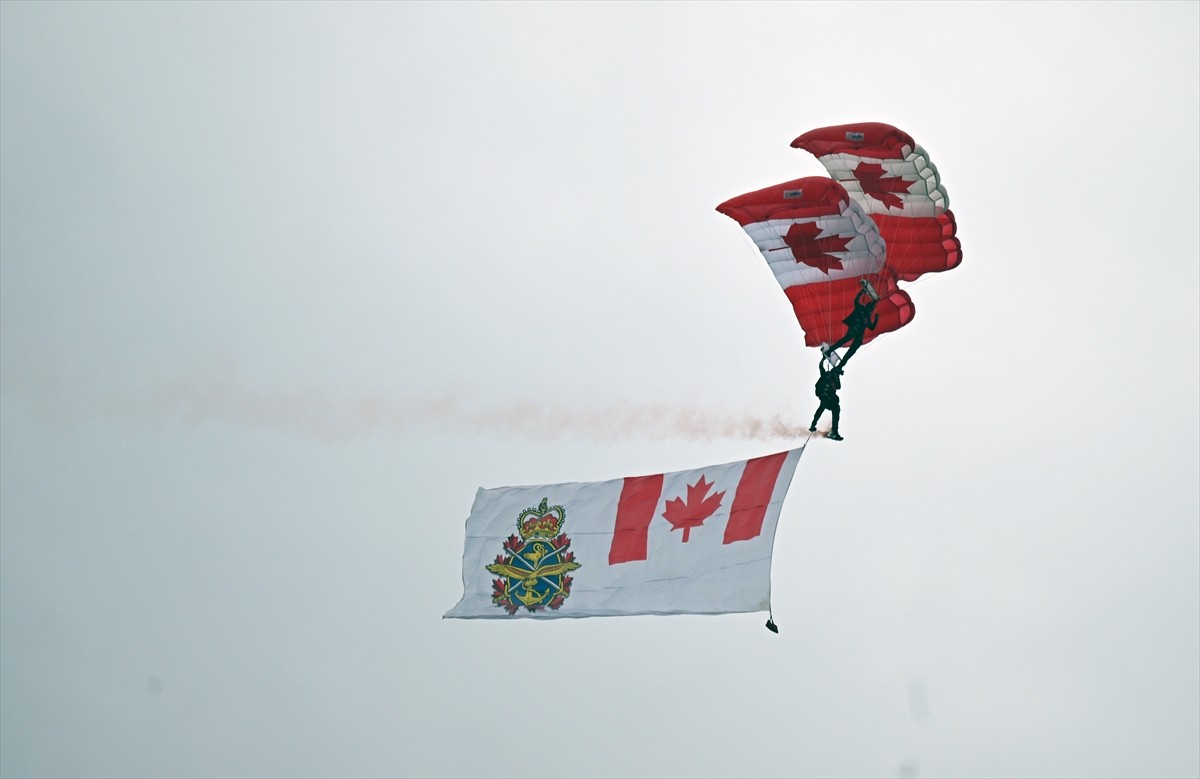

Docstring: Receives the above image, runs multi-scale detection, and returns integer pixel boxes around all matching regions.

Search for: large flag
[444,448,805,619]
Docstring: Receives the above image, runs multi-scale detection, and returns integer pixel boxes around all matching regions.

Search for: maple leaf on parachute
[853,162,913,210]
[781,222,851,273]
[662,476,725,543]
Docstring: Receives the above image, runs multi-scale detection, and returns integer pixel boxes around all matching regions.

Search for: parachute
[716,176,913,348]
[717,122,960,354]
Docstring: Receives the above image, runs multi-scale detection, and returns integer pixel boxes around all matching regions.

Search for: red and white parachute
[717,122,960,351]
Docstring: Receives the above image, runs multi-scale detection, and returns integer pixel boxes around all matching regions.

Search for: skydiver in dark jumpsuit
[824,288,879,370]
[809,362,843,441]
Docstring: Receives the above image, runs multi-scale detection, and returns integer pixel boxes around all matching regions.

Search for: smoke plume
[91,382,811,443]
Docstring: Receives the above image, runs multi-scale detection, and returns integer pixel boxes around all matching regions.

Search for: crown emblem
[517,497,566,539]
[486,497,580,615]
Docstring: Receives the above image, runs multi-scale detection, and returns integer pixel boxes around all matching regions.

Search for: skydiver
[823,287,879,369]
[809,361,843,441]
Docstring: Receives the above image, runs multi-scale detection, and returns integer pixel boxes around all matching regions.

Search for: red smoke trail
[100,382,811,443]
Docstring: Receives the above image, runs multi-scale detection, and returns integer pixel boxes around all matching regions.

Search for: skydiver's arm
[869,314,879,329]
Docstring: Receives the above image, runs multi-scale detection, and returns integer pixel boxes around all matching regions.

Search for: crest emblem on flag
[487,498,581,615]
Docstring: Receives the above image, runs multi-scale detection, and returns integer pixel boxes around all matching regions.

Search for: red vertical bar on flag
[723,451,788,544]
[608,474,664,565]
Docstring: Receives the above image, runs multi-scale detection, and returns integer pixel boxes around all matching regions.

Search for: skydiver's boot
[827,431,843,441]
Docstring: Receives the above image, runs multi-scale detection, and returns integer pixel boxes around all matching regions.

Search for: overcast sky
[2,2,1198,778]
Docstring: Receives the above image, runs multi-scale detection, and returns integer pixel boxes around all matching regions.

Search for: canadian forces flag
[444,449,804,619]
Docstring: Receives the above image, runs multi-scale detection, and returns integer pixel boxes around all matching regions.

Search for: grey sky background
[1,2,1197,778]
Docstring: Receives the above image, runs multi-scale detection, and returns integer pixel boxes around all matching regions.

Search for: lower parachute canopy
[716,176,914,348]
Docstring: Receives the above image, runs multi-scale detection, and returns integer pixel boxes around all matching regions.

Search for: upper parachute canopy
[791,122,961,282]
[717,122,960,349]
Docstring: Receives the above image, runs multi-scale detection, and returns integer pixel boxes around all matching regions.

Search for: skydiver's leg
[828,402,842,440]
[839,331,867,367]
[809,402,825,432]
[827,332,853,352]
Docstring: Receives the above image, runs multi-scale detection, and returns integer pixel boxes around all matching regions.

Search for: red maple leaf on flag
[661,475,726,543]
[853,162,913,210]
[783,222,851,274]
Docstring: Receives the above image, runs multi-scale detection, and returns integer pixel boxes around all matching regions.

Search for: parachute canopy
[717,122,960,350]
[716,177,913,348]
[791,122,961,282]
